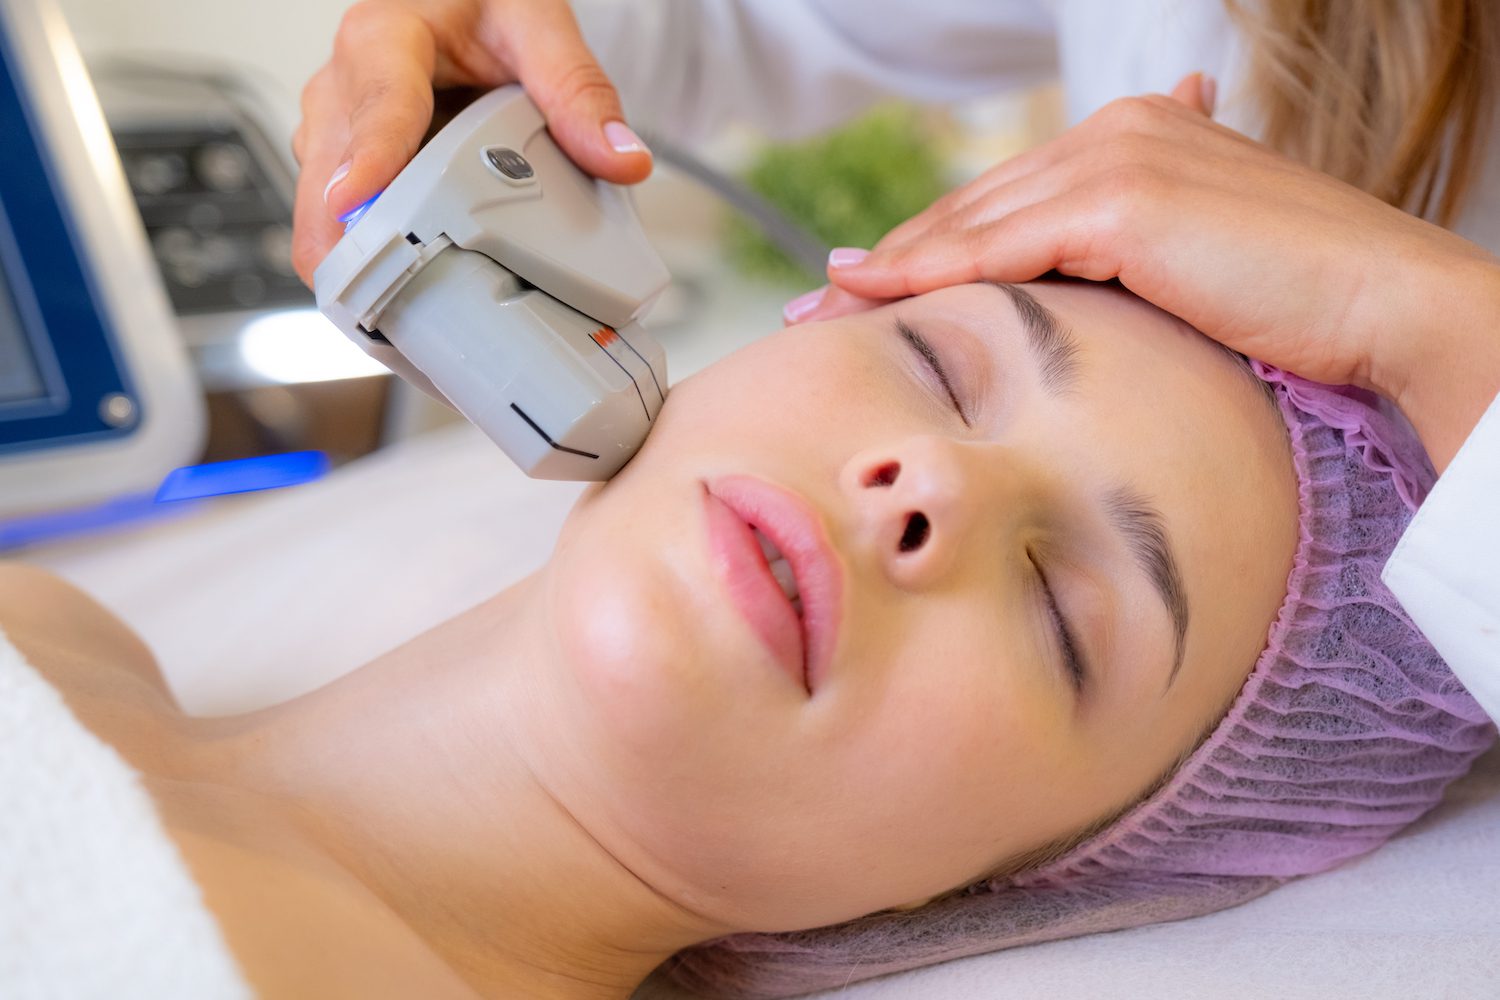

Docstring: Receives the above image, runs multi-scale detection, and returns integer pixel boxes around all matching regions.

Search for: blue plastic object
[0,450,330,551]
[154,450,330,502]
[0,492,191,550]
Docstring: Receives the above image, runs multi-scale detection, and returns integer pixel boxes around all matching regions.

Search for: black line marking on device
[509,403,599,460]
[590,339,650,420]
[614,331,665,403]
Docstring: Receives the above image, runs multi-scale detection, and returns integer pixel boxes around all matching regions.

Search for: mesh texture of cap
[661,365,1498,999]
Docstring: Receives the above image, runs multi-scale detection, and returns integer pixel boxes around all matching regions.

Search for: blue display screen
[0,269,43,404]
[0,22,137,452]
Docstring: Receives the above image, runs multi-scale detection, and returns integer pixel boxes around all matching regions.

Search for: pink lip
[702,475,843,696]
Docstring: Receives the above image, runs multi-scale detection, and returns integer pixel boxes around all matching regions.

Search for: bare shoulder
[159,803,483,1000]
[0,561,175,703]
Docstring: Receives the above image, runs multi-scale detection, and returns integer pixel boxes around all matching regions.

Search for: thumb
[1168,71,1217,117]
[505,1,652,184]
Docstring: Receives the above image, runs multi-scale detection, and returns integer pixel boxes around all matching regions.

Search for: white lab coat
[574,0,1500,724]
[1384,399,1500,725]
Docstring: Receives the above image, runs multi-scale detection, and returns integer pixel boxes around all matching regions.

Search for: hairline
[968,677,1244,890]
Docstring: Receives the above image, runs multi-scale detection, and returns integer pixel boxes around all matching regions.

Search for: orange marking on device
[591,326,618,347]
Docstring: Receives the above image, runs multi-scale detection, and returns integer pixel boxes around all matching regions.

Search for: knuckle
[1103,162,1159,200]
[336,0,392,40]
[1098,131,1151,171]
[1097,94,1159,135]
[962,221,999,256]
[546,60,618,112]
[919,213,960,241]
[1088,166,1165,229]
[925,187,969,218]
[334,1,423,64]
[298,66,341,124]
[883,240,939,287]
[970,189,1013,226]
[349,76,397,122]
[881,240,920,270]
[347,75,429,144]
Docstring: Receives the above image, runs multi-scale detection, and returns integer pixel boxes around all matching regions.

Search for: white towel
[0,627,249,1000]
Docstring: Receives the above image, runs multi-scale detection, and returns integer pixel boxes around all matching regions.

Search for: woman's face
[519,281,1298,933]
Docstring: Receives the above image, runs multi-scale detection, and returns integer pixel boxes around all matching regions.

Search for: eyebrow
[991,283,1083,396]
[983,282,1191,688]
[1104,488,1190,687]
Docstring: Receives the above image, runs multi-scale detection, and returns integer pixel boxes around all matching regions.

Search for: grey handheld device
[314,86,669,480]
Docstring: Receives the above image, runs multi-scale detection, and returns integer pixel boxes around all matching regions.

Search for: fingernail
[1200,74,1218,116]
[828,247,869,269]
[603,120,650,156]
[323,160,352,204]
[782,286,827,324]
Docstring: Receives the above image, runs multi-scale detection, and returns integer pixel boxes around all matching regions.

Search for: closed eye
[894,318,970,427]
[1036,561,1088,694]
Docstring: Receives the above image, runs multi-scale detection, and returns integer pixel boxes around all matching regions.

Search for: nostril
[898,512,930,552]
[866,462,901,488]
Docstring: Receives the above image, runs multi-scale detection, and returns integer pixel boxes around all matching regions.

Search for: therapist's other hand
[786,79,1218,328]
[290,0,651,286]
[799,75,1500,471]
[785,75,1218,327]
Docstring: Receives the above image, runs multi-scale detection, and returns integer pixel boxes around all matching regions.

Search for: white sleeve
[1382,389,1500,727]
[571,0,1058,141]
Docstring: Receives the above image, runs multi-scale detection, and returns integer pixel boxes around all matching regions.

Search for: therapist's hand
[794,75,1500,472]
[290,0,651,286]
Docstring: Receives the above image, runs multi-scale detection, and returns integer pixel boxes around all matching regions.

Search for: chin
[545,501,711,756]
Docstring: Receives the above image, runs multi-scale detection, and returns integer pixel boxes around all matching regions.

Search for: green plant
[725,104,951,286]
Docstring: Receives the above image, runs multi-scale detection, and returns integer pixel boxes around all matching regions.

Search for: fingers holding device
[313,86,669,480]
[291,0,651,286]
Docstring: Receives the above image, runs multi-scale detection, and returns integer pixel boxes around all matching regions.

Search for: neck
[191,573,721,999]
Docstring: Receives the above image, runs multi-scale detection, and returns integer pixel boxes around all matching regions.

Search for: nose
[840,435,998,590]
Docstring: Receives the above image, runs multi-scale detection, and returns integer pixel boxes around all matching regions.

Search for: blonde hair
[1226,0,1497,226]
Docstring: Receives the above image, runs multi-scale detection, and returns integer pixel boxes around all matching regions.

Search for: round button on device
[483,146,536,184]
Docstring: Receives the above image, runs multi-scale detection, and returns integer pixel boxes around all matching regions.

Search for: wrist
[1380,255,1500,473]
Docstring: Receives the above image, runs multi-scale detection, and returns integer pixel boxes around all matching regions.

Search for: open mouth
[703,475,843,696]
[752,526,803,618]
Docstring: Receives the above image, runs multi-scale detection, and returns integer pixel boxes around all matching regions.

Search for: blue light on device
[154,450,330,502]
[0,492,193,550]
[339,191,380,230]
[0,450,330,551]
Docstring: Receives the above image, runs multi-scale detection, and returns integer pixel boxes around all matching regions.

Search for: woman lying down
[3,280,1494,1000]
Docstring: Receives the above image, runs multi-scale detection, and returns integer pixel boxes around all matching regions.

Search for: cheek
[806,610,1075,886]
[540,478,805,806]
[868,669,1061,819]
[538,499,778,898]
[662,327,891,448]
[546,491,723,755]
